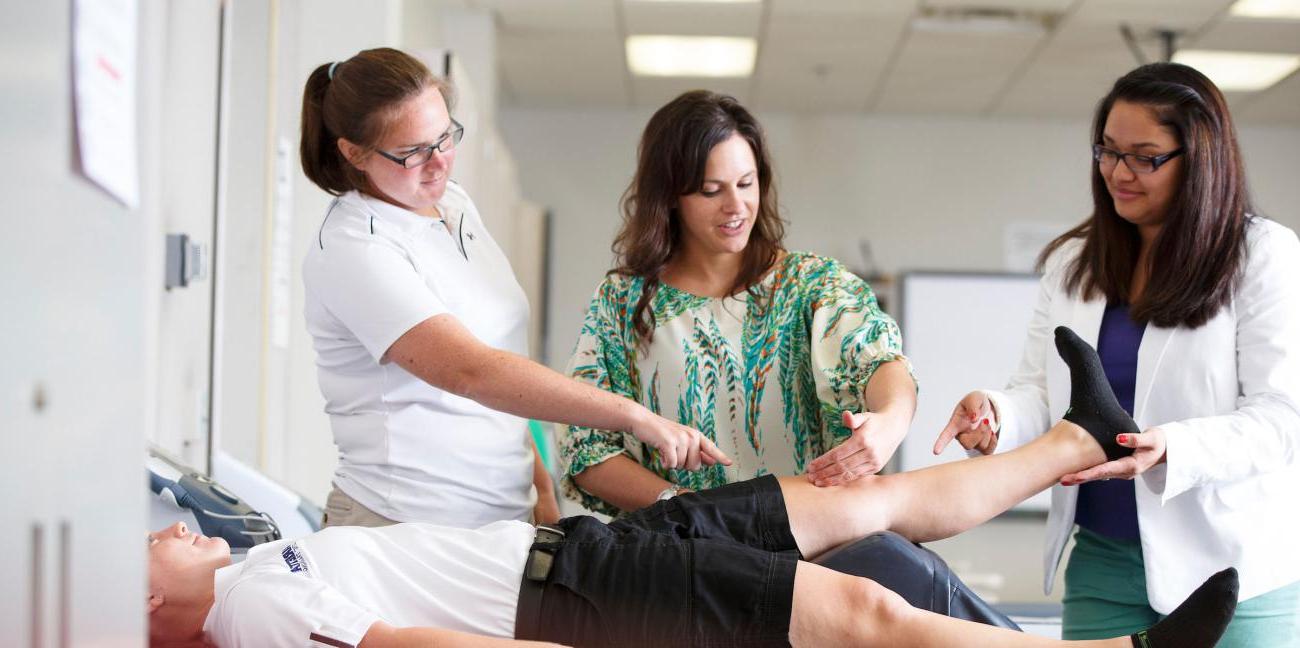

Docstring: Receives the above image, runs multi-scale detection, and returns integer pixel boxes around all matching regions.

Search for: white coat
[985,217,1300,612]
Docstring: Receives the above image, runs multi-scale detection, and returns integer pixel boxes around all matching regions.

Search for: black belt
[515,524,566,640]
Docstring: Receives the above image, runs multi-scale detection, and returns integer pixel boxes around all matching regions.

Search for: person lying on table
[148,328,1238,648]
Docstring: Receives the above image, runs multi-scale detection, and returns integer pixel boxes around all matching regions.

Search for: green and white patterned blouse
[560,251,910,515]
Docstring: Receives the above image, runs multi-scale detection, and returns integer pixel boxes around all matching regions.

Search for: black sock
[1054,326,1140,461]
[1131,568,1239,648]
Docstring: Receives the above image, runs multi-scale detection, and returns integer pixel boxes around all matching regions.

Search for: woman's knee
[791,564,914,647]
[846,576,914,631]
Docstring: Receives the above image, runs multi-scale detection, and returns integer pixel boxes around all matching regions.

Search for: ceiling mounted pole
[1157,29,1178,62]
[1119,24,1148,65]
[1119,25,1180,65]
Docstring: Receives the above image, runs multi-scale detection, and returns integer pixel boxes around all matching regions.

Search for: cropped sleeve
[209,575,379,648]
[557,277,642,516]
[807,259,913,440]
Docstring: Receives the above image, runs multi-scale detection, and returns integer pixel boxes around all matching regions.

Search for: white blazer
[985,217,1300,612]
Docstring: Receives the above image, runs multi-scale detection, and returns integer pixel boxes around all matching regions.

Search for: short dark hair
[299,48,454,196]
[1040,62,1252,329]
[612,90,786,343]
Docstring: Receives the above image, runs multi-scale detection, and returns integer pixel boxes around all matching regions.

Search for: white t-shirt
[202,520,535,647]
[303,184,535,527]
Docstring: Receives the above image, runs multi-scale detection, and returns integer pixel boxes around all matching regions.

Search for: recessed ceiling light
[626,36,757,77]
[1172,49,1300,91]
[1229,0,1300,19]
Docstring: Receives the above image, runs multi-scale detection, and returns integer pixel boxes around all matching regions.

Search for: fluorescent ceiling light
[1229,0,1300,19]
[629,0,759,3]
[1172,49,1300,91]
[626,36,757,77]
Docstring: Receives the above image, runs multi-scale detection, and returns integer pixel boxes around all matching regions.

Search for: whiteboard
[897,272,1050,512]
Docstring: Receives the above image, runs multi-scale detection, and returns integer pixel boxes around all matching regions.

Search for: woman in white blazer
[934,63,1300,644]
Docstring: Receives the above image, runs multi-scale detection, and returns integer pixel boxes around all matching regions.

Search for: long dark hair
[1039,63,1251,329]
[299,48,454,196]
[613,90,786,342]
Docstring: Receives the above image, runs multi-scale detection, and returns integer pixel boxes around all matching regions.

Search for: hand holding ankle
[1061,426,1168,486]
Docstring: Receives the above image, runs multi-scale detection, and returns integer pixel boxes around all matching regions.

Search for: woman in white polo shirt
[298,48,728,529]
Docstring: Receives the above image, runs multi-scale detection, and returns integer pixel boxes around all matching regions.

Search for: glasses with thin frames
[1092,144,1184,174]
[377,118,465,168]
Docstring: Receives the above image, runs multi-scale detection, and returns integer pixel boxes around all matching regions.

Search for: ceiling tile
[498,31,628,107]
[992,19,1139,117]
[764,7,912,39]
[754,11,909,113]
[1234,69,1300,124]
[1190,17,1300,53]
[622,1,762,37]
[768,0,918,17]
[630,76,752,108]
[936,0,1075,8]
[474,0,617,33]
[874,29,1045,114]
[1071,0,1233,31]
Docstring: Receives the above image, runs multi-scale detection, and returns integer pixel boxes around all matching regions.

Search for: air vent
[912,6,1060,35]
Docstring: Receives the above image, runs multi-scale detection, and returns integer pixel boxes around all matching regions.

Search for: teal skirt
[1062,526,1300,646]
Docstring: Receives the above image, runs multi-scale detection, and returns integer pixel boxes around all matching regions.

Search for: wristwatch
[656,485,684,501]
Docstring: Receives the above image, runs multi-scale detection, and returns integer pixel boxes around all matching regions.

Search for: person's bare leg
[778,419,1103,559]
[788,562,1123,648]
[787,562,1239,648]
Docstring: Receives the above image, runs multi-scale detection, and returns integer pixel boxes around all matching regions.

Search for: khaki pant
[321,485,399,528]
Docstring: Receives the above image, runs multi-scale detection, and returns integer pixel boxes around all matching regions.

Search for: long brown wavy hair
[1039,63,1252,329]
[613,90,786,342]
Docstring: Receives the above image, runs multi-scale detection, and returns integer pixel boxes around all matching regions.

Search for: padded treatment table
[812,531,1021,630]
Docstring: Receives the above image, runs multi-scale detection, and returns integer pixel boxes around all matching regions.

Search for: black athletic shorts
[523,475,801,648]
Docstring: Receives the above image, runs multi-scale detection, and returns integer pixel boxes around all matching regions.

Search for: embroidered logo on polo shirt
[281,542,312,575]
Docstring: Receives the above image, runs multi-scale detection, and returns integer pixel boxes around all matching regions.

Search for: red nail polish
[1117,434,1127,444]
[982,418,989,427]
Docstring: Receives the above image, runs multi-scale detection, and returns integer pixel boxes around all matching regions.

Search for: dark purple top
[1073,302,1144,541]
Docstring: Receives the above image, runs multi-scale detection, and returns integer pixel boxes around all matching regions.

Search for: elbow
[572,467,599,497]
[433,348,493,400]
[444,361,485,400]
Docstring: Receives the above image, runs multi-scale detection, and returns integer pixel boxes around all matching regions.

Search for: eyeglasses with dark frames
[1092,144,1184,174]
[377,118,465,169]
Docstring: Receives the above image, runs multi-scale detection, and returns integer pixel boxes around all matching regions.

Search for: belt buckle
[535,523,566,544]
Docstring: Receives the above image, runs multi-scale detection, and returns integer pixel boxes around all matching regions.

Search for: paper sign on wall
[73,0,139,208]
[1003,221,1070,272]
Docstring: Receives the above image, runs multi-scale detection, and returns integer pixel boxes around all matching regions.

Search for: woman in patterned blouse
[559,91,918,516]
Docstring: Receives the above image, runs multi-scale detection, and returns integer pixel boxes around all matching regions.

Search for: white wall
[500,105,1300,602]
[500,107,1300,369]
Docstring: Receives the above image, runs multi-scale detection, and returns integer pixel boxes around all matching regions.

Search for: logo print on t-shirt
[281,543,311,575]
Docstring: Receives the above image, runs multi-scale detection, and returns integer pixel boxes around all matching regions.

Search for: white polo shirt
[303,183,534,527]
[202,520,535,647]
